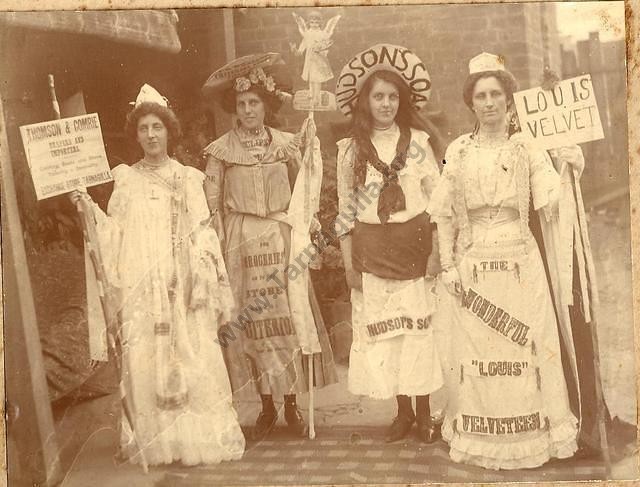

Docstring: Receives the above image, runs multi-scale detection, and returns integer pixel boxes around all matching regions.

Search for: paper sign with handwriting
[513,74,604,150]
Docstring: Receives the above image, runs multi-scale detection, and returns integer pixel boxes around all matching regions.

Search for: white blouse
[336,124,440,235]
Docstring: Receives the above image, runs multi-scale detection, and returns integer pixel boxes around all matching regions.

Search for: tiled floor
[156,426,608,486]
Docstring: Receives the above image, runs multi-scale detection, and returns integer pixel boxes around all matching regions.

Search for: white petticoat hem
[442,414,578,470]
[122,407,245,467]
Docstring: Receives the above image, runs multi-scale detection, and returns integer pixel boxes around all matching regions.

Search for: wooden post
[1,90,64,485]
[222,9,236,64]
[209,8,237,137]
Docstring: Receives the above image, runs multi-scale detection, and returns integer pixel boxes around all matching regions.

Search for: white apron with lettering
[338,127,444,400]
[429,133,578,469]
[349,276,442,399]
[443,217,577,470]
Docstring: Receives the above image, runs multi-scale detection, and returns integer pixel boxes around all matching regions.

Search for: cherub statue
[290,10,341,105]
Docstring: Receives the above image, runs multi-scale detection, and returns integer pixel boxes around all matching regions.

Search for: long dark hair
[351,70,443,188]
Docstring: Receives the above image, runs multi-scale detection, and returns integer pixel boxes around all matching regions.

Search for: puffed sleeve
[335,138,357,237]
[411,131,441,207]
[103,164,132,223]
[91,164,132,285]
[184,166,211,229]
[203,153,225,215]
[426,141,458,221]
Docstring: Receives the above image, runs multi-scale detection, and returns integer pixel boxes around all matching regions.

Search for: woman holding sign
[428,53,580,469]
[202,58,336,440]
[70,85,245,466]
[334,45,445,443]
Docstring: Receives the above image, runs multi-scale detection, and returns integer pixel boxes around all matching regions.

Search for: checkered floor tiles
[156,426,606,486]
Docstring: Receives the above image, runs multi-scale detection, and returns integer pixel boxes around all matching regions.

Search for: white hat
[468,52,508,74]
[466,52,517,91]
[335,44,431,117]
[130,84,168,108]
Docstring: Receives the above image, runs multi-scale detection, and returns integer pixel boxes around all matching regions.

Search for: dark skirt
[352,212,433,280]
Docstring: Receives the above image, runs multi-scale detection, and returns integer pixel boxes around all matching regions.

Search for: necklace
[140,156,171,170]
[373,123,395,131]
[238,125,266,138]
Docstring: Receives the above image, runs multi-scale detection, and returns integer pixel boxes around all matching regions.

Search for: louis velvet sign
[513,74,604,150]
[19,113,112,200]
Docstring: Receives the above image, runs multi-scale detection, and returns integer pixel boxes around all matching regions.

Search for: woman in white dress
[428,53,580,469]
[335,45,445,443]
[70,85,245,466]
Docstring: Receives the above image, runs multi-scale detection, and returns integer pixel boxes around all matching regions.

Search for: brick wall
[565,35,628,200]
[232,4,559,147]
[541,2,562,74]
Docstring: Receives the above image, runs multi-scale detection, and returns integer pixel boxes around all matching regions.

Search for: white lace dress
[428,134,578,469]
[91,160,245,466]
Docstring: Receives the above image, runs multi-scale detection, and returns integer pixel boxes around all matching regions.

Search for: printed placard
[293,90,337,111]
[513,74,604,150]
[19,113,112,200]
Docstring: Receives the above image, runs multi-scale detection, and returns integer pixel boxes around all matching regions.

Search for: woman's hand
[293,116,316,149]
[441,267,463,296]
[550,146,585,176]
[345,268,363,292]
[68,189,90,206]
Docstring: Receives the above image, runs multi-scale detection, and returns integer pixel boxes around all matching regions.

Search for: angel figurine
[290,10,341,104]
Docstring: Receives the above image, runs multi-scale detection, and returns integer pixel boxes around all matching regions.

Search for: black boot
[385,395,415,443]
[253,394,277,440]
[415,395,441,444]
[284,394,309,437]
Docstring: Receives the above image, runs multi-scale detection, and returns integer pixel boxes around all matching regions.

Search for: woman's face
[136,113,168,159]
[471,76,508,128]
[236,91,266,131]
[368,78,400,128]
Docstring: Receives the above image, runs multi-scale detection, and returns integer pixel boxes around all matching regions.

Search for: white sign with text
[513,74,604,150]
[20,113,112,200]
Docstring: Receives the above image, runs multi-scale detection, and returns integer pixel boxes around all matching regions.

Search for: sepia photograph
[0,2,636,486]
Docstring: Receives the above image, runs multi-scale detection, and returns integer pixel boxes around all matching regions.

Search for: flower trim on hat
[234,67,276,93]
[233,67,292,104]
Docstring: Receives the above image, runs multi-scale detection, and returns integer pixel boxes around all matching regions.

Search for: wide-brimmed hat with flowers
[202,53,292,112]
[335,44,431,117]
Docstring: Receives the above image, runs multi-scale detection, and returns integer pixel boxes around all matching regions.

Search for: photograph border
[0,1,637,486]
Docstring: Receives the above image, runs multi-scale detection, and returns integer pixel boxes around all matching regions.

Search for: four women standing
[73,41,594,473]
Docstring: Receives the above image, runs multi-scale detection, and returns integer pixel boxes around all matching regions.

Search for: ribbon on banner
[286,116,322,354]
